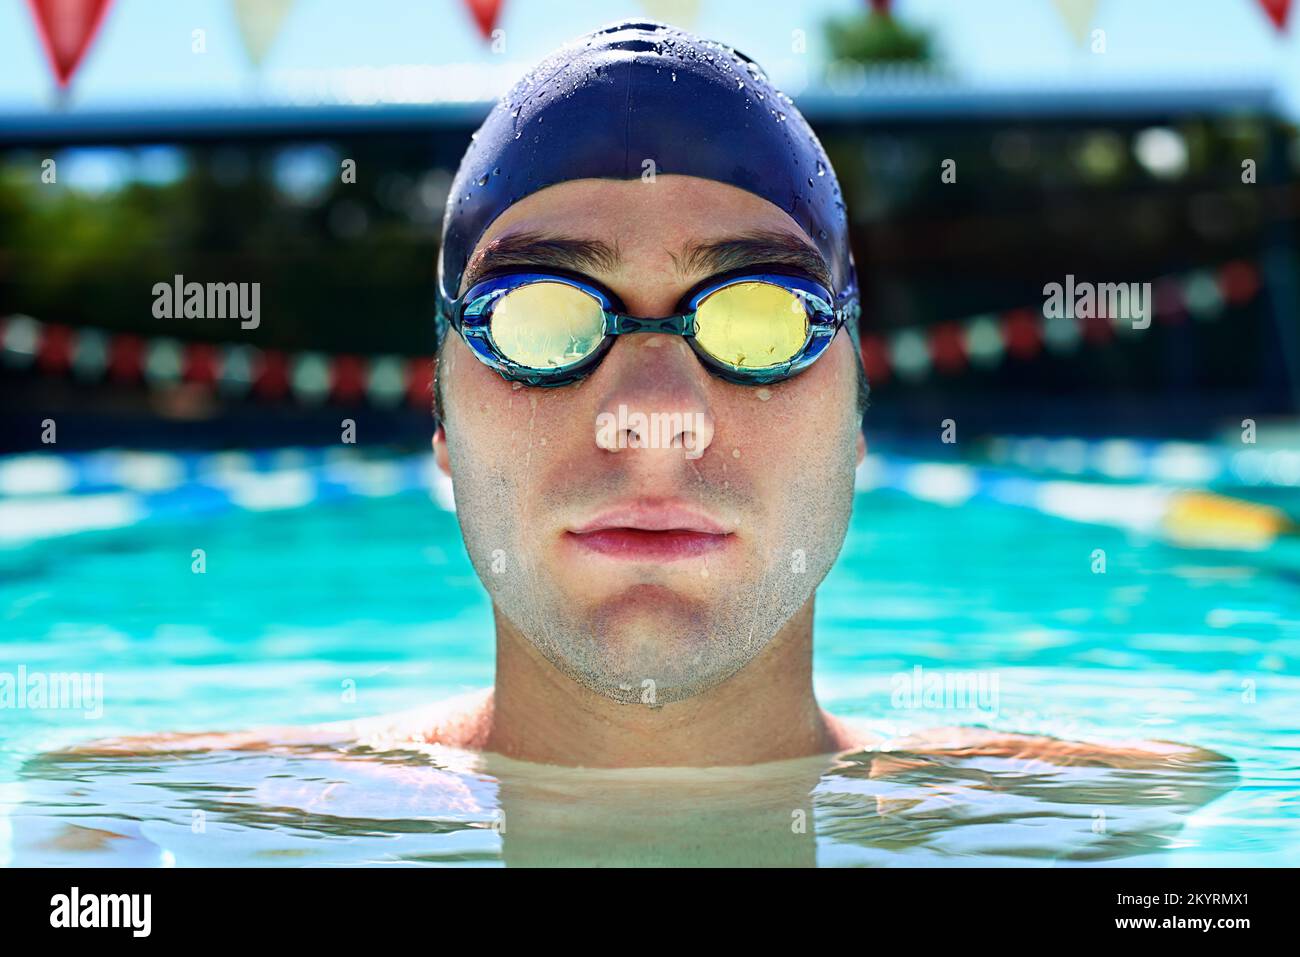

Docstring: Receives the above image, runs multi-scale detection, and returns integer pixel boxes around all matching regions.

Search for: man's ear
[433,424,451,477]
[855,429,866,467]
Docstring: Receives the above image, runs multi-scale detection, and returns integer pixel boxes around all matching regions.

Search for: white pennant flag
[637,0,701,30]
[1051,0,1099,46]
[232,0,295,67]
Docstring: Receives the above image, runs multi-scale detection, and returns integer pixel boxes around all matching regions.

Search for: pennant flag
[464,0,504,41]
[637,0,701,29]
[26,0,114,87]
[1049,0,1098,46]
[1258,0,1292,32]
[231,0,294,67]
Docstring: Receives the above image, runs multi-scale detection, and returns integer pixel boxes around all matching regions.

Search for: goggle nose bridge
[604,313,697,337]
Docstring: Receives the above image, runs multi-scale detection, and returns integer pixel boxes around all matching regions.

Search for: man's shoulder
[62,687,494,756]
[324,686,493,747]
[864,724,1233,770]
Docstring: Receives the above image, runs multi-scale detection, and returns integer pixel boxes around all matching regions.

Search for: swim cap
[435,18,861,355]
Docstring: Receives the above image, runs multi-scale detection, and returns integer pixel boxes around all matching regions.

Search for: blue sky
[2,0,1300,114]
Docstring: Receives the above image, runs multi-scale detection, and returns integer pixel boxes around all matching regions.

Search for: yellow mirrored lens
[693,282,808,368]
[489,282,606,369]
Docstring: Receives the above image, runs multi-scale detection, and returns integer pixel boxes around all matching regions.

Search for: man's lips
[565,502,735,561]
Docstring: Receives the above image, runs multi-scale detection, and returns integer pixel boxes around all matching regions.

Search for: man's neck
[478,597,853,767]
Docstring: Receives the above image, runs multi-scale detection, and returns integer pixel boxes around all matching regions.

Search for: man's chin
[564,590,750,703]
[565,658,742,707]
[584,581,710,637]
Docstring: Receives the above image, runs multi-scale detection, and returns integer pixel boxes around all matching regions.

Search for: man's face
[435,175,865,704]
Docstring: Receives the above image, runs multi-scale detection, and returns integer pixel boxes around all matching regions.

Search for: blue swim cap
[435,18,861,353]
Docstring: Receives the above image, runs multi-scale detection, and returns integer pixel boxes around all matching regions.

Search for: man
[84,21,1229,780]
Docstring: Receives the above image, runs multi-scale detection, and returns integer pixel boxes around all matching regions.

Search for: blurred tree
[824,2,933,65]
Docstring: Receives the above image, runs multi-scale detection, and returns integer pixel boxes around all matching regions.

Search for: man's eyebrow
[460,228,832,295]
[670,230,832,290]
[460,231,622,294]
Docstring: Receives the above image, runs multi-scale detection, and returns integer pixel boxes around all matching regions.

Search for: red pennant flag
[26,0,114,88]
[464,0,504,40]
[1258,0,1292,31]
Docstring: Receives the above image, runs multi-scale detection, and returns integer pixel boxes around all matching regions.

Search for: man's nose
[592,334,716,460]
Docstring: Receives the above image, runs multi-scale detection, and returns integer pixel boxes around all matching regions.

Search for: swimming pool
[1,452,1297,866]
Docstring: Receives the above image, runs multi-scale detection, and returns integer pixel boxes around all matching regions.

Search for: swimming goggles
[438,268,858,388]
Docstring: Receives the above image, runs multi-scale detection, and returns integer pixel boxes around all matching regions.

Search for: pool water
[1,479,1297,866]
